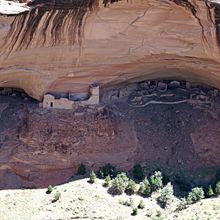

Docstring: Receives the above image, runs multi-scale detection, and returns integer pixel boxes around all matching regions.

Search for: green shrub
[125,179,137,195]
[52,191,61,203]
[98,163,116,179]
[46,185,53,194]
[138,177,151,197]
[132,164,144,180]
[156,182,174,208]
[187,187,204,204]
[103,175,111,187]
[137,199,145,209]
[207,185,214,197]
[131,208,138,216]
[175,198,188,211]
[77,163,86,175]
[108,172,129,195]
[215,181,220,195]
[150,171,163,191]
[89,170,96,184]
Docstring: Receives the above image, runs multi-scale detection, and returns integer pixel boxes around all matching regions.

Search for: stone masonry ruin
[42,84,99,109]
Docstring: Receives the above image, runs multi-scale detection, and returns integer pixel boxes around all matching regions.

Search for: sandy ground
[0,178,220,220]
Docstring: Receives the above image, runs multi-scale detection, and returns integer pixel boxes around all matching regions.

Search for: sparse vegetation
[125,179,137,195]
[150,171,163,191]
[109,172,129,195]
[88,170,96,184]
[131,207,138,216]
[187,187,204,204]
[77,163,86,175]
[2,166,220,219]
[132,163,144,180]
[156,182,174,208]
[46,185,53,194]
[215,181,220,195]
[103,175,111,187]
[137,199,145,209]
[207,185,214,198]
[153,210,163,220]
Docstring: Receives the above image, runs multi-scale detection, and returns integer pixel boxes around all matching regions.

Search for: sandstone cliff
[0,0,220,100]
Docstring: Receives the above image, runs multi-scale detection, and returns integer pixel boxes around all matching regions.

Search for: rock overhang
[0,0,220,100]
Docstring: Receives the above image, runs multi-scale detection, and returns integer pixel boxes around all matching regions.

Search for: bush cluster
[215,181,220,195]
[207,185,214,197]
[108,172,129,195]
[79,163,220,214]
[125,179,137,195]
[103,175,111,187]
[150,171,163,191]
[131,208,138,216]
[187,187,204,204]
[156,182,174,208]
[46,185,53,194]
[89,170,97,184]
[138,178,151,197]
[137,199,145,209]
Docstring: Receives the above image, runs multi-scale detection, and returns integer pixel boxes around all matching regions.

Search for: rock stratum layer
[0,0,220,100]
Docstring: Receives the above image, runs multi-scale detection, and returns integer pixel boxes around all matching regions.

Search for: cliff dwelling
[42,84,100,109]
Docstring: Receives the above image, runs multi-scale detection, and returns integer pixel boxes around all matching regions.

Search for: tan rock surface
[0,0,220,100]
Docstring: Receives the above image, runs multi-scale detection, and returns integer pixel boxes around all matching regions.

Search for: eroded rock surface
[0,0,220,100]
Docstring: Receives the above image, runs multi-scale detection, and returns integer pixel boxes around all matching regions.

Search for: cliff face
[0,0,220,100]
[1,83,220,189]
